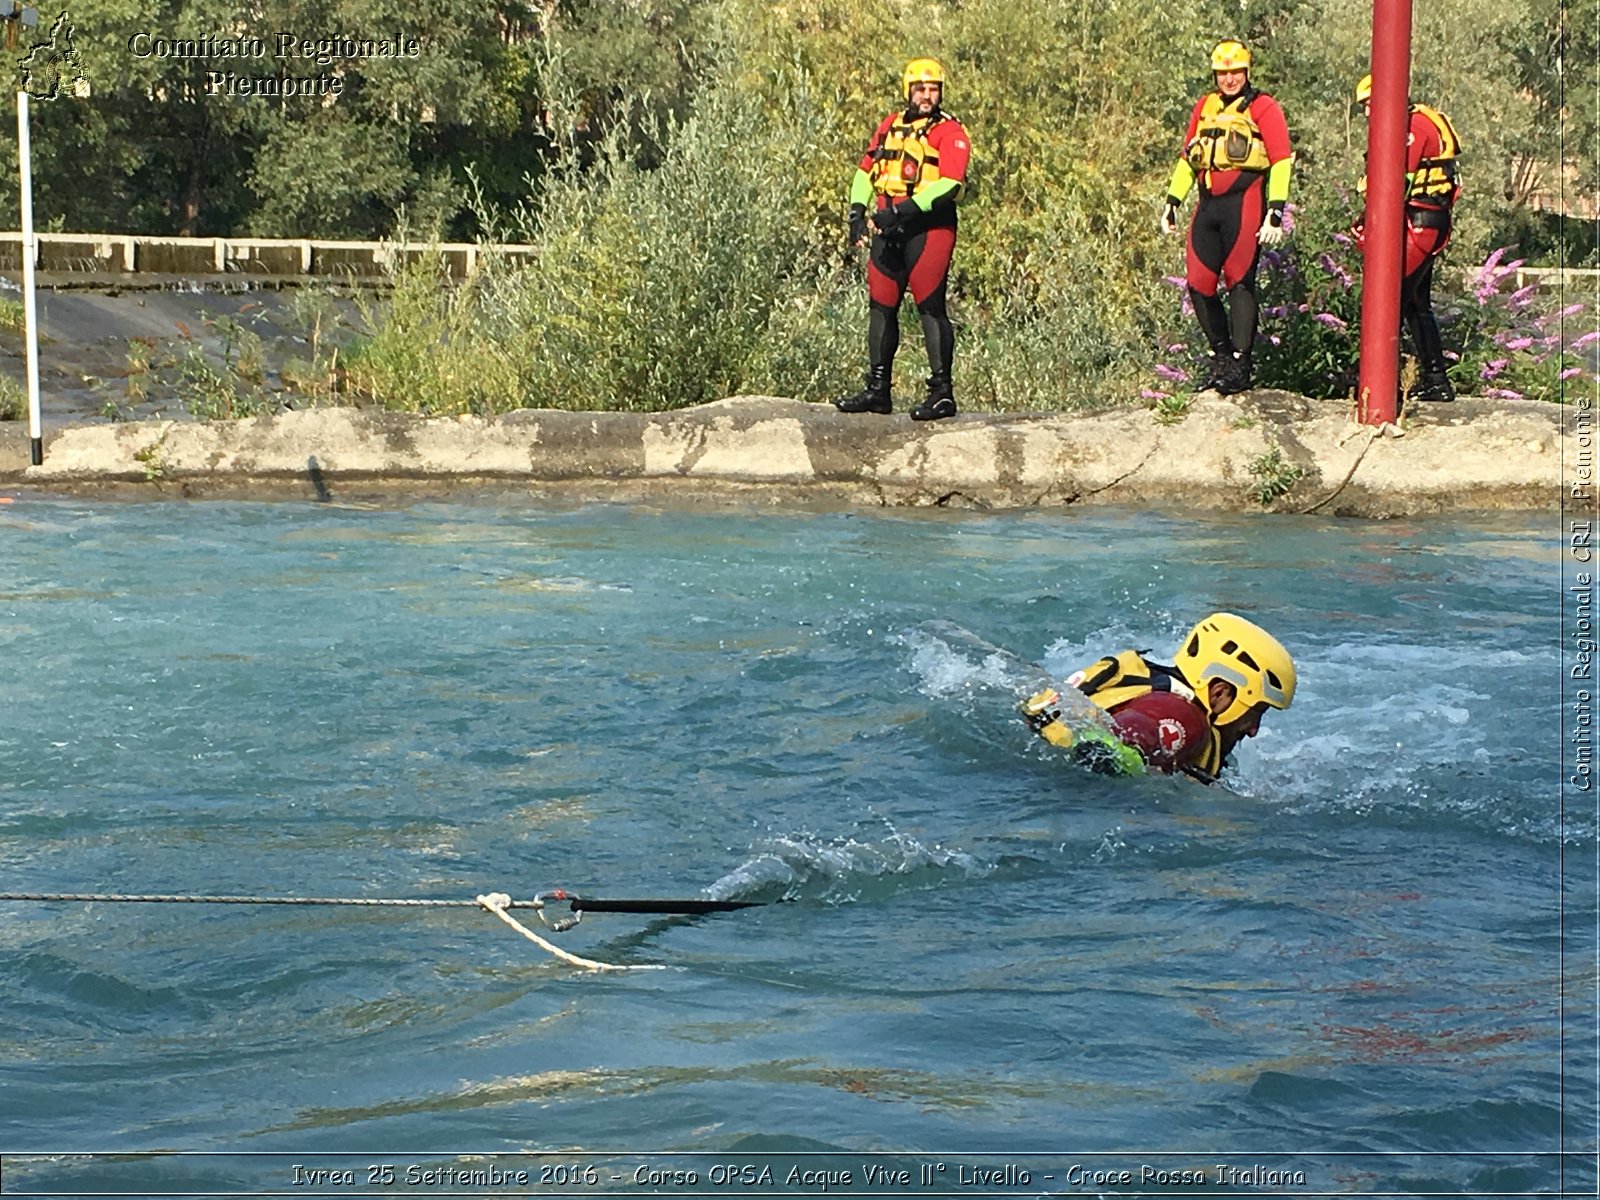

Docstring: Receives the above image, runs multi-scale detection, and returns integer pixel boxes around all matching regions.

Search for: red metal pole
[1357,0,1413,424]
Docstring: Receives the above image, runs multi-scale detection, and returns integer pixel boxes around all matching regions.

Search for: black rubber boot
[1190,289,1232,363]
[910,373,957,421]
[1407,370,1455,403]
[1215,350,1252,395]
[1200,352,1233,392]
[835,366,893,414]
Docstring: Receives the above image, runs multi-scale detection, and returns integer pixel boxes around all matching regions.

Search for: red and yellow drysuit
[1071,650,1225,781]
[849,107,971,391]
[1356,103,1462,385]
[1166,88,1294,362]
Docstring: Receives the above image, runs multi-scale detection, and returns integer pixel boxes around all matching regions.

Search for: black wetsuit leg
[1401,254,1445,373]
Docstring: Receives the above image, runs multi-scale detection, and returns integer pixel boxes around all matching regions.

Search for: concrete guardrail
[0,232,537,279]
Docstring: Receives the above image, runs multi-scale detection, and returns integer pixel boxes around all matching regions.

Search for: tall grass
[341,253,524,416]
[507,74,831,411]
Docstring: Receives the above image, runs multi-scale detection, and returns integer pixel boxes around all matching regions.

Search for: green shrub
[176,316,280,421]
[0,372,23,421]
[1247,445,1306,506]
[341,253,523,416]
[500,70,834,412]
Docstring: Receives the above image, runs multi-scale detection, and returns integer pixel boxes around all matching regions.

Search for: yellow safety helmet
[1210,39,1252,72]
[1173,612,1297,727]
[902,57,945,101]
[1354,73,1373,104]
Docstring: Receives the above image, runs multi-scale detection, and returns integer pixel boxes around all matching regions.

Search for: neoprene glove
[872,199,918,236]
[1160,196,1181,236]
[848,204,869,248]
[1258,202,1287,247]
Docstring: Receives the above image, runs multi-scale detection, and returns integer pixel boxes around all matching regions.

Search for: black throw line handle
[561,896,764,916]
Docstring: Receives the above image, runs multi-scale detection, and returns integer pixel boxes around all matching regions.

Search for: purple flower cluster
[1455,245,1599,401]
[1473,247,1524,300]
[1317,252,1354,290]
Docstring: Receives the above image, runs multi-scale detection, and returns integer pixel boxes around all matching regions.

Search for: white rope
[0,891,531,907]
[0,889,682,971]
[476,893,667,972]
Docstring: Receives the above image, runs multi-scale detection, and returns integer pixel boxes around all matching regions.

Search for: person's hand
[1350,219,1366,250]
[871,199,917,236]
[848,204,869,249]
[1257,202,1287,247]
[1160,196,1181,236]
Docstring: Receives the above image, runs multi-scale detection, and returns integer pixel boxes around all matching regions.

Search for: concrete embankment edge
[0,393,1568,517]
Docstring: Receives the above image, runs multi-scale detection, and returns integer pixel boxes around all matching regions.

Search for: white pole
[17,89,40,465]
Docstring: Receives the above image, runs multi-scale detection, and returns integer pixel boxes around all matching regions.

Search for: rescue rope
[476,893,665,972]
[0,891,531,907]
[0,889,743,972]
[1299,423,1392,515]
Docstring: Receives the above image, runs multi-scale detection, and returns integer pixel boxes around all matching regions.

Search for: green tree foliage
[1258,0,1573,263]
[0,0,1589,413]
[551,0,715,160]
[3,0,1585,252]
[1,0,556,236]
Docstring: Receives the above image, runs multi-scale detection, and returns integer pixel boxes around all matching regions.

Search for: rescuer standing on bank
[1162,40,1294,395]
[1353,74,1464,406]
[834,58,971,422]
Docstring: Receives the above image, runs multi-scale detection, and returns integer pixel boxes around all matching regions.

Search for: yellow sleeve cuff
[849,168,874,209]
[1167,160,1196,204]
[1266,157,1293,205]
[912,177,963,210]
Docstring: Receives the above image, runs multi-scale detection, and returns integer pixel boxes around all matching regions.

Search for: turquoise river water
[0,497,1591,1198]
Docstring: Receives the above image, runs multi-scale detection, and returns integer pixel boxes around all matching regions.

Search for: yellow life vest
[1357,104,1462,206]
[1407,103,1461,204]
[1071,649,1225,778]
[869,112,951,199]
[1185,93,1272,174]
